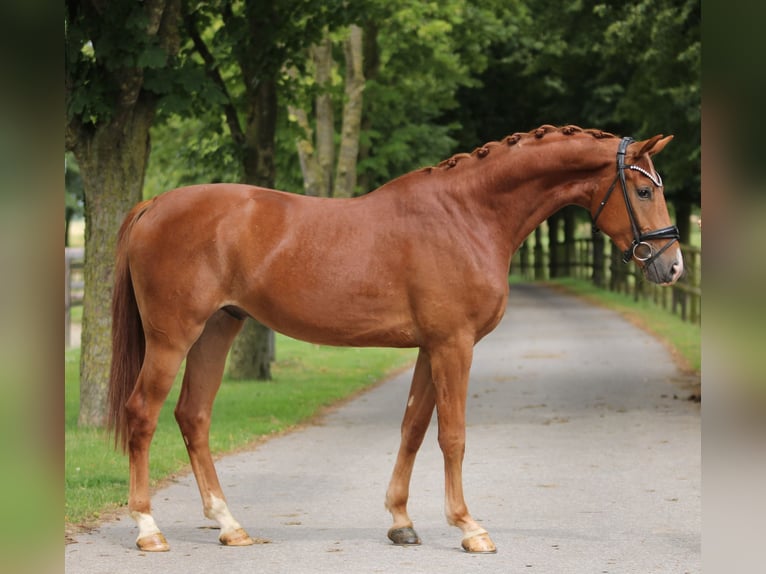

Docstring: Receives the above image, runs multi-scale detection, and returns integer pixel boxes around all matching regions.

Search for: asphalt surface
[65,283,700,573]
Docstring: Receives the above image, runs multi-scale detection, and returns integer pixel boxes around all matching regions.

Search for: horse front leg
[174,311,254,547]
[385,349,436,545]
[430,338,497,554]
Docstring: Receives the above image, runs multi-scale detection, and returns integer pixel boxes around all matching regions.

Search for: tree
[65,0,182,426]
[289,24,366,198]
[598,0,700,243]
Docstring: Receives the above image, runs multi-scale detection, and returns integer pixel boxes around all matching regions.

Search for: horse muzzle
[640,246,684,285]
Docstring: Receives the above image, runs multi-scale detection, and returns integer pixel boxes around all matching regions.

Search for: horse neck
[446,136,614,255]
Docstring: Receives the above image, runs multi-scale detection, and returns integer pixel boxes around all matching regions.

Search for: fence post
[592,233,605,287]
[563,207,576,277]
[609,246,623,293]
[519,239,530,279]
[534,227,545,280]
[65,250,71,349]
[65,247,85,349]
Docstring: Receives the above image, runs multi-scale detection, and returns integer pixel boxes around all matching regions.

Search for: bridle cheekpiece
[591,136,680,265]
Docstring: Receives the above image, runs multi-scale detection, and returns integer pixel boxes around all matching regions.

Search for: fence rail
[511,235,701,324]
[65,247,84,348]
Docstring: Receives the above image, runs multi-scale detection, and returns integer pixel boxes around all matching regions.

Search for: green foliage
[65,1,178,126]
[357,0,527,189]
[144,115,243,197]
[598,0,700,196]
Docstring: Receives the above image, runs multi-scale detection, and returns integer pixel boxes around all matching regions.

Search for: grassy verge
[65,336,414,529]
[544,276,700,374]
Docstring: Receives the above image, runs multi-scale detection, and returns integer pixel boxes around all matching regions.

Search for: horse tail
[107,199,153,453]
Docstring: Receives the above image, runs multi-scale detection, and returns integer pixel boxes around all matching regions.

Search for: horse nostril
[670,259,684,282]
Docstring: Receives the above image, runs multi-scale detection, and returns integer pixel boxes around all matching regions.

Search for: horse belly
[245,286,418,348]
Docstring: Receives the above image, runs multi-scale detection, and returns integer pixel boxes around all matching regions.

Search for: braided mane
[431,125,618,171]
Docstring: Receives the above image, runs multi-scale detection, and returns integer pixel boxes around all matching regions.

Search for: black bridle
[591,136,680,265]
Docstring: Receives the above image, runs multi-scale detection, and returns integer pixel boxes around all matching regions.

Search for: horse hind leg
[125,341,188,552]
[385,349,436,546]
[173,310,254,547]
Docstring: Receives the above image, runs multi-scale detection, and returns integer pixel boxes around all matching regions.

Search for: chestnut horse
[107,125,683,554]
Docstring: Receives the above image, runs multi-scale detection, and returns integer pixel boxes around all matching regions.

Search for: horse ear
[636,134,674,157]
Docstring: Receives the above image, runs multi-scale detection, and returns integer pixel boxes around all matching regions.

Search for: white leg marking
[206,494,243,538]
[131,511,161,541]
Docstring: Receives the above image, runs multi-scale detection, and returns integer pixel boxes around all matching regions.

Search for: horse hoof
[387,526,421,545]
[136,532,170,552]
[219,527,255,546]
[461,529,497,554]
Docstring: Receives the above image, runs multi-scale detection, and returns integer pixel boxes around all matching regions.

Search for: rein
[591,137,680,265]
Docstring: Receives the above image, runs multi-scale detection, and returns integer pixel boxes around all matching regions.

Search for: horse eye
[636,187,652,200]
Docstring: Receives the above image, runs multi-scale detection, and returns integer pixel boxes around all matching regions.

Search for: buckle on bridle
[630,241,653,262]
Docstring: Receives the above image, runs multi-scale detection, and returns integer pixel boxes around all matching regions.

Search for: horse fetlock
[206,495,245,531]
[131,511,170,552]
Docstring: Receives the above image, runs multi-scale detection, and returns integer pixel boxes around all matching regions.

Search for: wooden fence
[65,247,84,348]
[511,234,701,324]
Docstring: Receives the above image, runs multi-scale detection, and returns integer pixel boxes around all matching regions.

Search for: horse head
[591,135,684,285]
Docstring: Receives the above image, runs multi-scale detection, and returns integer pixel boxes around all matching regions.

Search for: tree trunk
[333,25,364,198]
[227,78,278,381]
[290,105,323,196]
[289,31,335,198]
[69,101,156,426]
[313,34,335,196]
[227,320,273,380]
[357,21,380,194]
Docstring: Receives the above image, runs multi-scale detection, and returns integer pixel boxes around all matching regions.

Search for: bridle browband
[591,136,680,265]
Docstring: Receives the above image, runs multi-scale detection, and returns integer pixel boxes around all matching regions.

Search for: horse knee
[437,429,465,458]
[400,425,428,455]
[174,408,210,445]
[125,396,157,440]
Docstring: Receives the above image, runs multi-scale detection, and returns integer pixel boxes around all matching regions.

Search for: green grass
[546,277,700,374]
[65,336,414,527]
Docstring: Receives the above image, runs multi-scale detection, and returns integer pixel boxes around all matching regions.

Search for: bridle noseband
[591,136,680,265]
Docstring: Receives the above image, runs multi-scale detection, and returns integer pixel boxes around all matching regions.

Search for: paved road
[65,284,700,573]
